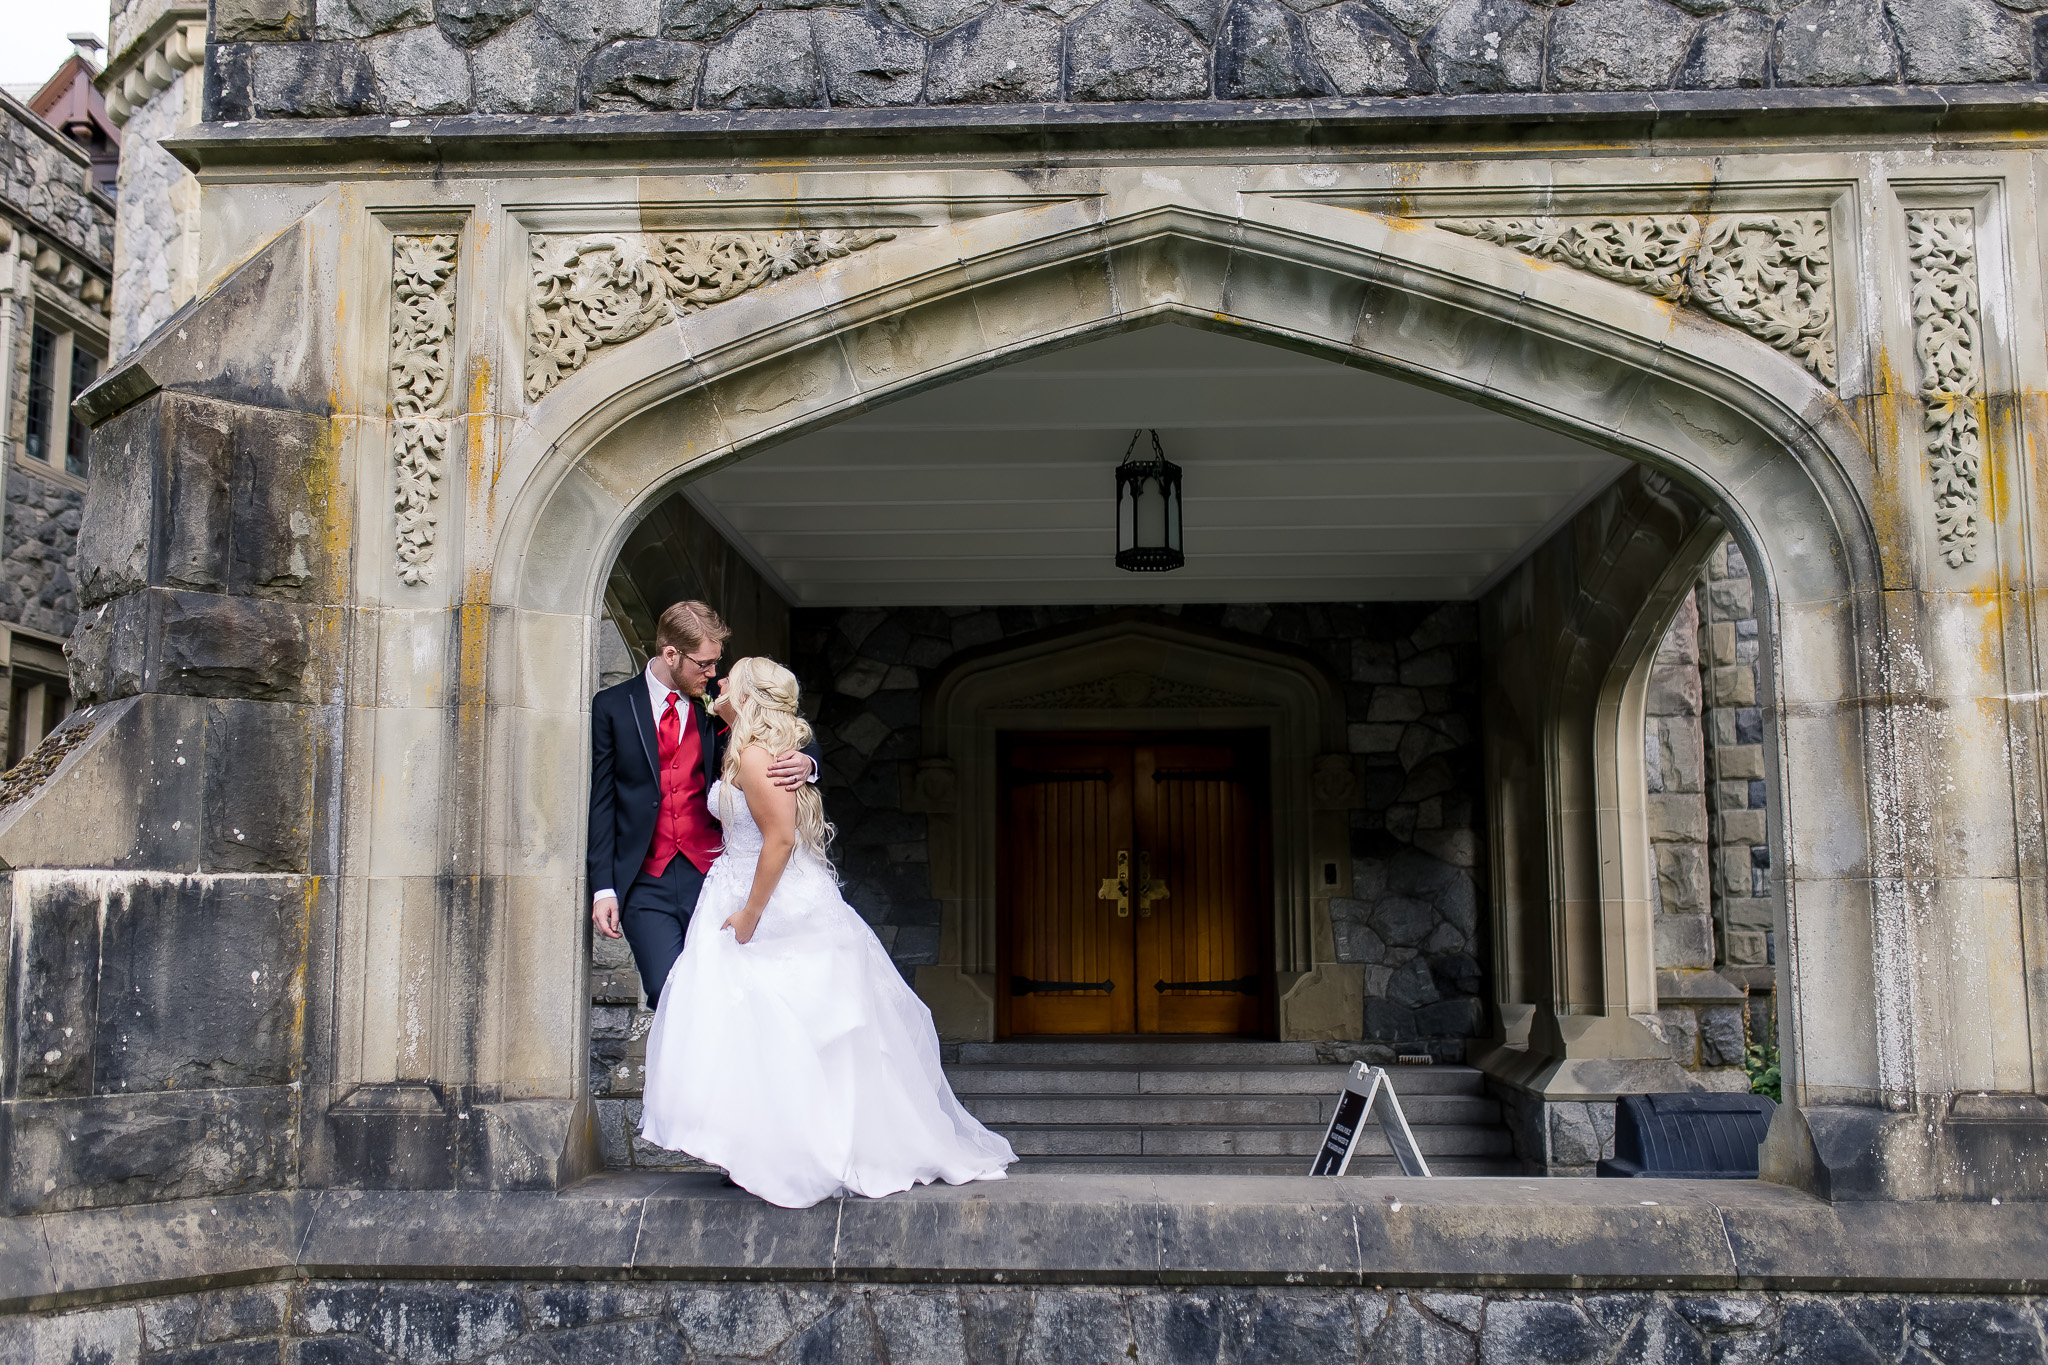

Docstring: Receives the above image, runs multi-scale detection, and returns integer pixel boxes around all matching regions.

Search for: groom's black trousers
[621,856,707,1009]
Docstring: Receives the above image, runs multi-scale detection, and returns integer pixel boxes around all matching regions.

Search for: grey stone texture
[203,0,2048,117]
[778,602,1486,1061]
[1068,0,1211,101]
[2,465,85,641]
[7,1280,2046,1362]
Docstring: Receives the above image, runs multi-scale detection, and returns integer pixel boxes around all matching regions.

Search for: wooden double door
[999,731,1271,1035]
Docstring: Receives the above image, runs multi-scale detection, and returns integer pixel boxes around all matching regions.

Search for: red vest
[643,696,723,878]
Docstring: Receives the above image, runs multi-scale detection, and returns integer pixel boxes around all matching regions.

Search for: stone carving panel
[1906,209,1985,569]
[391,233,458,588]
[524,229,896,401]
[1438,214,1836,384]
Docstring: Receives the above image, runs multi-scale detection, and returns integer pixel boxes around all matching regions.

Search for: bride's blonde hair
[719,656,835,860]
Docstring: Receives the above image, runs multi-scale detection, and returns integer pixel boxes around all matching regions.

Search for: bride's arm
[723,745,798,945]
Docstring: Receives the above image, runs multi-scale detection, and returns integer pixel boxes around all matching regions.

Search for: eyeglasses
[679,649,721,675]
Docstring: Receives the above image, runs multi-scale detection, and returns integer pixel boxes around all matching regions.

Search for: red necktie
[659,691,681,763]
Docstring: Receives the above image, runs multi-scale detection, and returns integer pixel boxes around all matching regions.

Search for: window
[65,345,99,478]
[19,324,99,478]
[7,670,70,769]
[24,325,55,462]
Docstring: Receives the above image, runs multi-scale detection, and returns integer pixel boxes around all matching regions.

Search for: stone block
[1715,848,1754,897]
[1699,1006,1746,1067]
[1548,0,1697,88]
[879,0,992,33]
[250,39,381,115]
[1479,1299,1606,1364]
[82,222,329,420]
[1351,639,1397,682]
[1893,0,2032,77]
[1347,722,1404,753]
[438,0,537,44]
[1414,997,1481,1037]
[1704,620,1736,665]
[813,11,926,105]
[67,591,149,704]
[581,36,703,107]
[1722,929,1768,965]
[75,397,159,608]
[1724,895,1774,931]
[1218,0,1333,96]
[8,876,101,1099]
[1068,0,1210,100]
[202,700,315,872]
[317,0,436,39]
[1651,719,1705,793]
[159,592,313,703]
[295,1282,526,1361]
[1659,1006,1700,1065]
[703,9,826,105]
[472,15,591,111]
[1711,779,1750,813]
[1715,808,1766,847]
[1653,913,1714,971]
[215,0,313,39]
[1713,743,1763,780]
[1547,1101,1616,1167]
[5,1087,297,1215]
[1707,575,1753,621]
[1772,0,1900,83]
[1645,665,1702,719]
[0,1307,142,1365]
[1707,665,1755,707]
[926,6,1062,103]
[1366,685,1425,723]
[1421,0,1546,91]
[540,0,660,43]
[1655,844,1708,916]
[1363,999,1415,1039]
[1646,793,1707,844]
[365,24,477,111]
[94,876,305,1093]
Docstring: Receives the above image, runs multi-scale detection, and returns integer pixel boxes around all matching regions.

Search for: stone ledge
[164,83,2048,170]
[6,1175,2041,1315]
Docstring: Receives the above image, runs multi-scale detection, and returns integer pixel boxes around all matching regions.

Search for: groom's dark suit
[588,670,820,1007]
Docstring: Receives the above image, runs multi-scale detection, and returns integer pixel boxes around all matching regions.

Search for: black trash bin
[1595,1093,1777,1178]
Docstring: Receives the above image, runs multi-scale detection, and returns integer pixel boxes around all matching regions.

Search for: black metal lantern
[1115,429,1184,572]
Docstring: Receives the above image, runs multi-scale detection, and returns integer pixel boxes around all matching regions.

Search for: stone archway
[905,614,1357,1042]
[479,194,1893,1189]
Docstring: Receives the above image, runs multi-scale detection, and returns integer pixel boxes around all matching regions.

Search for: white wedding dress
[638,779,1016,1208]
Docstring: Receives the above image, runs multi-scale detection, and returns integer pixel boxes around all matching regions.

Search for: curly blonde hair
[719,656,835,861]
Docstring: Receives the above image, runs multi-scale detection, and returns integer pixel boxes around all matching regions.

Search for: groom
[588,600,819,1007]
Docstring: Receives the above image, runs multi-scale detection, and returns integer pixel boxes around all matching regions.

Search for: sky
[3,0,115,90]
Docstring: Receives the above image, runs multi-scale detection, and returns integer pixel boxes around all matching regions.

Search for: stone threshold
[163,84,2048,171]
[4,1174,2040,1316]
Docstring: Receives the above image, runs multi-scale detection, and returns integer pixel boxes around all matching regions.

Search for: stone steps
[944,1042,1520,1177]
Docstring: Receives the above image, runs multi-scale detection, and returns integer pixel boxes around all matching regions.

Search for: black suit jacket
[587,673,822,900]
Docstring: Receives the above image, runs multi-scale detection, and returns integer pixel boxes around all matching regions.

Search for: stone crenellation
[200,0,2048,120]
[6,1278,2045,1362]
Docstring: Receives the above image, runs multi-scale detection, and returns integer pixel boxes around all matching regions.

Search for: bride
[638,656,1016,1207]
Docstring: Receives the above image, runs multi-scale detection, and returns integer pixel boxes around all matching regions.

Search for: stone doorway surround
[904,614,1360,1042]
[16,133,2042,1211]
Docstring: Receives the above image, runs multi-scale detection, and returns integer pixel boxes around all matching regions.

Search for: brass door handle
[1137,851,1169,918]
[1098,849,1130,917]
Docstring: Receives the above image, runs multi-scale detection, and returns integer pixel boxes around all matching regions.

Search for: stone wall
[788,600,1486,1057]
[7,1277,2044,1362]
[108,66,204,359]
[1,461,85,641]
[0,104,114,270]
[1700,538,1773,981]
[201,0,2048,122]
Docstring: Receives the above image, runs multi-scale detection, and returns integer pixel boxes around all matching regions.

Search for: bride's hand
[723,908,762,944]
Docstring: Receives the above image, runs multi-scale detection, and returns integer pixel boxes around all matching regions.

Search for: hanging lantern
[1114,429,1184,572]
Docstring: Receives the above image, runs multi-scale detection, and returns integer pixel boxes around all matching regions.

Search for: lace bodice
[708,778,764,858]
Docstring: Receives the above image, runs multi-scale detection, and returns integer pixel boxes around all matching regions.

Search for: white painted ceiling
[686,322,1629,607]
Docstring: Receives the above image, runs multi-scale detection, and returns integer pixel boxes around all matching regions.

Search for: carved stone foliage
[524,229,896,401]
[1009,671,1264,710]
[1906,210,1985,569]
[390,234,458,588]
[1438,214,1837,385]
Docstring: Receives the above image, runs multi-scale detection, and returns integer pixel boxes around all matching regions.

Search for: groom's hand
[592,894,622,939]
[767,750,815,791]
